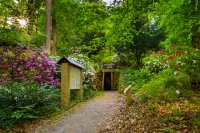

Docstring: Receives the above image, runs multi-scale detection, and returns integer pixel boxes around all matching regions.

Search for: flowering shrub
[174,47,200,85]
[144,55,170,73]
[144,45,200,86]
[144,45,197,72]
[0,46,59,87]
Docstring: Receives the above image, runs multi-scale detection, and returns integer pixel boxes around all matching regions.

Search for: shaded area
[104,72,111,90]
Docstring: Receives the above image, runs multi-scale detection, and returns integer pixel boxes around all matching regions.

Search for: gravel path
[33,91,124,133]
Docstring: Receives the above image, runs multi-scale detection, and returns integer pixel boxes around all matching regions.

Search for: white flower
[176,90,180,95]
[193,60,197,63]
[174,71,178,75]
[181,62,185,66]
[176,61,181,64]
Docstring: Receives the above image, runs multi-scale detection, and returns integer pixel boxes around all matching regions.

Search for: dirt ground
[99,96,200,133]
[29,91,125,133]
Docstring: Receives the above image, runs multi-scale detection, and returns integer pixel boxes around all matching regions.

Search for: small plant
[191,110,200,126]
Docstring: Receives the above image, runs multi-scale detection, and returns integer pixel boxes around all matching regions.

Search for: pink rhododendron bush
[0,46,60,87]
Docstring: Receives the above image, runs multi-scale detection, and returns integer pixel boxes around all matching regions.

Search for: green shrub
[83,85,98,100]
[143,53,170,73]
[144,46,200,87]
[124,68,152,93]
[137,68,191,102]
[0,82,60,129]
[173,46,200,86]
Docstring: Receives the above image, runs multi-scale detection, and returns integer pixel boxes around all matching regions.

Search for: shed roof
[57,57,84,69]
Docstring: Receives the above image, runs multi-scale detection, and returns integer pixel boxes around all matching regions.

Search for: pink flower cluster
[0,46,60,87]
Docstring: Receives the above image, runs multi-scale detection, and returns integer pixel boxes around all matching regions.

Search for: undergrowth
[123,46,200,131]
[136,68,191,102]
[0,82,60,129]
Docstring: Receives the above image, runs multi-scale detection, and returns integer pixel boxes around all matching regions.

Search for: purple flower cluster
[0,46,60,87]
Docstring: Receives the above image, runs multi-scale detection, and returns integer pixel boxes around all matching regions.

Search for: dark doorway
[104,72,111,90]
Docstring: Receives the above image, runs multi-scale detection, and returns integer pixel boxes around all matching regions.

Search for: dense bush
[124,68,152,92]
[173,46,200,86]
[125,45,199,103]
[144,46,200,86]
[0,46,60,86]
[0,82,60,129]
[143,54,170,73]
[137,68,191,102]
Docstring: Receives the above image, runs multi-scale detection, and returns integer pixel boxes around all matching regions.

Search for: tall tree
[52,0,57,55]
[154,0,200,48]
[107,0,163,66]
[45,0,51,53]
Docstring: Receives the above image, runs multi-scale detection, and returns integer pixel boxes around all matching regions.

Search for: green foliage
[0,0,44,47]
[144,46,200,86]
[30,34,46,47]
[191,110,200,126]
[143,53,170,73]
[55,1,109,57]
[154,0,200,47]
[0,28,21,46]
[173,46,200,86]
[124,68,152,92]
[83,88,98,100]
[117,74,125,93]
[0,82,60,129]
[107,0,164,66]
[137,68,191,102]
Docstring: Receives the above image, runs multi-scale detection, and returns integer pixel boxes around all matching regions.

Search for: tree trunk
[45,0,51,53]
[27,0,35,48]
[192,25,200,49]
[52,0,57,55]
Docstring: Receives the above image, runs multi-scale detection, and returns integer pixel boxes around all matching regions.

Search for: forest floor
[99,90,200,133]
[14,91,125,133]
